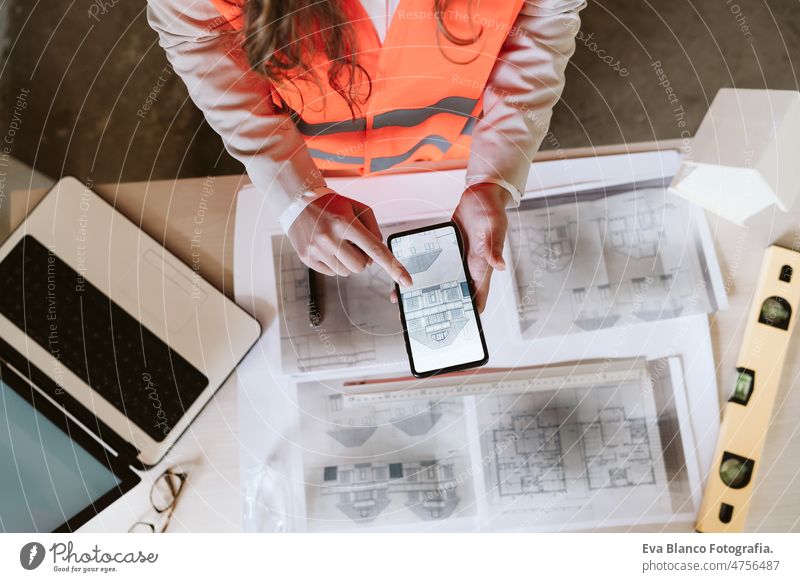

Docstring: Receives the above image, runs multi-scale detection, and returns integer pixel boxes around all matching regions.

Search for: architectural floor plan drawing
[272,234,407,375]
[508,187,718,339]
[476,359,694,531]
[288,358,699,532]
[484,403,657,498]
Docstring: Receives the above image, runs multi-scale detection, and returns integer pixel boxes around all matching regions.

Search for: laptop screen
[0,236,208,443]
[0,377,125,532]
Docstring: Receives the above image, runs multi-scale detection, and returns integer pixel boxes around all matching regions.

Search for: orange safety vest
[210,0,524,174]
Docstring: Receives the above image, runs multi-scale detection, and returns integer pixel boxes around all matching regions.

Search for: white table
[9,139,800,532]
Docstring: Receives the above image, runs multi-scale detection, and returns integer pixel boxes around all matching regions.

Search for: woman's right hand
[287,192,413,287]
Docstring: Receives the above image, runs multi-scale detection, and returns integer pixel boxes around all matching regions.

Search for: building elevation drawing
[297,379,474,531]
[320,460,461,523]
[508,187,717,339]
[323,393,459,447]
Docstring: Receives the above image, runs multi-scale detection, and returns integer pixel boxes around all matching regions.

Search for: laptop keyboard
[0,236,208,442]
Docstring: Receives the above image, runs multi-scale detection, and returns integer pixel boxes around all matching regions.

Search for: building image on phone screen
[391,226,486,374]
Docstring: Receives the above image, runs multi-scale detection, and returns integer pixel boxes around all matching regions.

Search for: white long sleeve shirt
[147,0,585,231]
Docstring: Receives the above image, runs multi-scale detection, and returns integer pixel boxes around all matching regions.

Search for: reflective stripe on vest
[307,148,365,165]
[292,96,477,137]
[210,0,524,173]
[369,117,478,172]
[294,115,367,137]
[307,116,477,170]
[371,96,478,130]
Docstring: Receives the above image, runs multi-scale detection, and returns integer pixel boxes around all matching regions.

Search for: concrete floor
[552,0,800,150]
[0,0,799,185]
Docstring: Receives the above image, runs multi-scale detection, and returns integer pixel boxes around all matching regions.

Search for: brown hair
[242,0,481,116]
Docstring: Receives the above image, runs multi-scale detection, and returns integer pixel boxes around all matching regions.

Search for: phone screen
[389,223,488,377]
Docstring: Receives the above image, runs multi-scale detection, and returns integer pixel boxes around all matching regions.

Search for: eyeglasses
[129,468,188,533]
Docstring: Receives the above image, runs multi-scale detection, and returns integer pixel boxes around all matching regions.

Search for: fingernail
[401,275,413,287]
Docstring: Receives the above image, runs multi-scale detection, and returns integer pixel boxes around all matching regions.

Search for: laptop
[0,177,261,532]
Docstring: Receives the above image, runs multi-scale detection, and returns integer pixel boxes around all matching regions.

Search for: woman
[147,0,585,311]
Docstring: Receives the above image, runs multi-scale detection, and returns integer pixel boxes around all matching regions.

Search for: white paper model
[669,88,800,225]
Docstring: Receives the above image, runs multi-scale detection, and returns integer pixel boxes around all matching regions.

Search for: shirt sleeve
[146,0,328,231]
[465,0,587,206]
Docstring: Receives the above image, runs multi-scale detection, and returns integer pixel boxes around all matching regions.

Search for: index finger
[346,222,412,287]
[467,252,492,313]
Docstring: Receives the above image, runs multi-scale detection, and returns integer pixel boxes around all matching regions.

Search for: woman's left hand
[452,182,511,313]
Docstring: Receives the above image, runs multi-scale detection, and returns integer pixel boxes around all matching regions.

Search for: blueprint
[476,361,688,530]
[272,234,407,375]
[235,153,720,533]
[508,187,718,339]
[290,358,700,532]
[296,379,476,531]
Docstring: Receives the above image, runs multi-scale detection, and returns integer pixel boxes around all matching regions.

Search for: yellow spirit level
[696,245,800,532]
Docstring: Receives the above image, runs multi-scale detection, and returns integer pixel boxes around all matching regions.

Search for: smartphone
[388,221,489,378]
